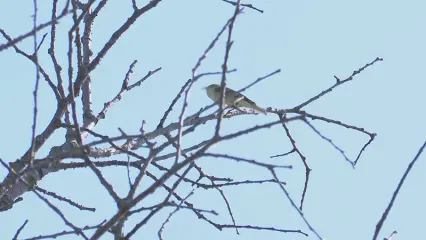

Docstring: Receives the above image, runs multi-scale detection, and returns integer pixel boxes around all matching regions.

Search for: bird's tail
[252,105,267,115]
[239,100,267,115]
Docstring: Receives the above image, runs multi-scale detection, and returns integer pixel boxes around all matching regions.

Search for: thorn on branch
[334,75,340,83]
[140,120,146,134]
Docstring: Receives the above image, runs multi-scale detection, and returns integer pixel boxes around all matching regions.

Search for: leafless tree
[2,1,403,240]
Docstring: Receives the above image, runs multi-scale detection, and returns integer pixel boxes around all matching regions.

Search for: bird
[205,84,267,115]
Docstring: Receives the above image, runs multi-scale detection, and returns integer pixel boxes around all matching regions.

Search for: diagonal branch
[0,8,71,52]
[291,57,383,111]
[372,140,426,240]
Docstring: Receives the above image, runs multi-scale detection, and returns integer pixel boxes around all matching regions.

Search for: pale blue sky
[1,0,426,239]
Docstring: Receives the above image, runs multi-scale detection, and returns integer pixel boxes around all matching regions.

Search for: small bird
[205,84,267,115]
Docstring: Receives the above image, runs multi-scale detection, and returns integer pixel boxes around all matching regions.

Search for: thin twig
[0,30,60,100]
[36,186,96,212]
[279,114,311,210]
[48,0,66,99]
[30,0,40,167]
[270,169,322,240]
[0,10,71,52]
[215,1,241,136]
[157,79,191,129]
[158,190,195,239]
[237,69,281,93]
[291,57,383,111]
[218,224,308,235]
[221,0,264,13]
[303,119,353,166]
[20,221,106,240]
[204,153,293,169]
[384,231,397,240]
[12,220,28,240]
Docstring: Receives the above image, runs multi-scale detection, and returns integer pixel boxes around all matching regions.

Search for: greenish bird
[205,84,267,115]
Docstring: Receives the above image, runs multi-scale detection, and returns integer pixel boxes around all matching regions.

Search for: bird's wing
[242,96,255,105]
[224,88,244,103]
[233,94,267,114]
[213,86,244,104]
[215,86,266,114]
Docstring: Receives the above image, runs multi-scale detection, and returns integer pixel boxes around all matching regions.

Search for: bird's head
[204,84,221,100]
[205,84,219,88]
[204,84,219,91]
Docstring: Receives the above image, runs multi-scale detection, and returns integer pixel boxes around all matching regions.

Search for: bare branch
[35,186,96,212]
[95,66,161,125]
[20,221,106,240]
[48,0,66,99]
[0,158,88,239]
[0,30,60,101]
[157,79,191,129]
[216,1,242,136]
[237,69,281,93]
[291,57,383,111]
[372,141,426,240]
[384,231,398,240]
[204,153,293,169]
[279,114,311,210]
[158,190,195,239]
[90,119,287,239]
[221,0,264,13]
[217,224,307,236]
[270,169,323,240]
[0,9,71,52]
[81,3,95,128]
[73,0,163,96]
[0,2,387,239]
[303,119,353,165]
[12,220,28,240]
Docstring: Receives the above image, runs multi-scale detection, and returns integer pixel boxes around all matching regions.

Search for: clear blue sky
[1,0,425,239]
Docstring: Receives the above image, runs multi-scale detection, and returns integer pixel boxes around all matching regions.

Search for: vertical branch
[67,1,78,143]
[67,3,121,207]
[173,8,238,165]
[170,3,237,166]
[29,0,40,166]
[173,84,191,165]
[215,0,240,136]
[82,6,95,128]
[49,0,72,131]
[48,0,66,99]
[84,0,161,71]
[279,113,311,210]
